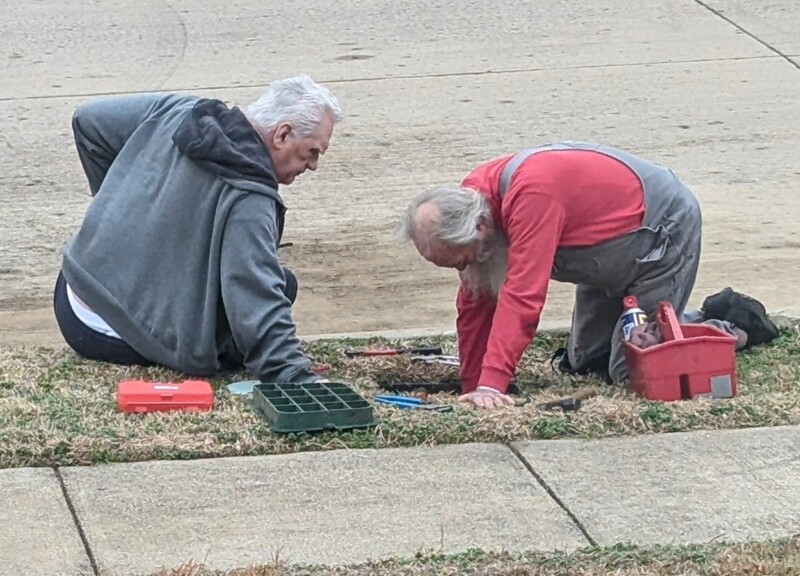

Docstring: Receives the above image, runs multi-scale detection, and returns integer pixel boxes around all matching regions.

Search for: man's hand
[458,386,516,409]
[627,322,662,349]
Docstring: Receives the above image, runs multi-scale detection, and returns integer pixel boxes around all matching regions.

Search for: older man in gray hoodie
[54,74,342,384]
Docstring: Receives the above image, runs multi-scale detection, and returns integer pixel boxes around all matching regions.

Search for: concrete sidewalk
[4,425,799,576]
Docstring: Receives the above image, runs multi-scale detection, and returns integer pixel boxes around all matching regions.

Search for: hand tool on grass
[344,345,443,357]
[373,394,454,412]
[535,388,597,412]
[410,354,460,367]
[379,380,522,396]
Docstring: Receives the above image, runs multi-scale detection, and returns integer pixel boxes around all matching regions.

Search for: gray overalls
[498,141,735,382]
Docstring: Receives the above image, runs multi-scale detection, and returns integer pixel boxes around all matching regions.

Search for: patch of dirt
[2,66,799,347]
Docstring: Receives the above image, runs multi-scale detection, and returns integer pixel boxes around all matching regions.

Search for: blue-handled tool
[373,395,453,412]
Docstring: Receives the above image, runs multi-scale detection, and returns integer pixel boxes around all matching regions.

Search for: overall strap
[498,141,612,198]
[498,148,539,199]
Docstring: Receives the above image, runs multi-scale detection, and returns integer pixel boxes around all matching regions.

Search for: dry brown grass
[1,326,799,468]
[147,535,800,576]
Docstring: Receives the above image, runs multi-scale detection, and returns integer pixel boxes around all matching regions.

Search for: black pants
[53,267,299,367]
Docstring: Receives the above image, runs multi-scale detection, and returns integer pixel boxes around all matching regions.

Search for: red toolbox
[623,301,738,401]
[117,379,215,413]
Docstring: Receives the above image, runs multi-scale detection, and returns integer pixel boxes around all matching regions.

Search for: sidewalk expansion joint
[0,54,779,104]
[693,0,800,72]
[504,442,598,547]
[54,466,100,576]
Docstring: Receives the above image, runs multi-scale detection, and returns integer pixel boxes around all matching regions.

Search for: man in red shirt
[399,141,778,409]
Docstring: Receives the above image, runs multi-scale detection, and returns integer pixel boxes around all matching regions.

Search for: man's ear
[475,216,490,239]
[271,123,293,149]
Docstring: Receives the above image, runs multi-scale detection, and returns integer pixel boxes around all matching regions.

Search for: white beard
[459,234,509,299]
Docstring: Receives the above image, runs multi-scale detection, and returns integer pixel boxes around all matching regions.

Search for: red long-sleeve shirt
[457,149,646,393]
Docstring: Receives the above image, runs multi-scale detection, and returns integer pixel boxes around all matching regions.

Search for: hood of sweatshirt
[172,98,281,199]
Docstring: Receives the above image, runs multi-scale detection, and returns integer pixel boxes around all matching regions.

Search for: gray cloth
[682,310,737,338]
[61,92,318,383]
[499,141,737,383]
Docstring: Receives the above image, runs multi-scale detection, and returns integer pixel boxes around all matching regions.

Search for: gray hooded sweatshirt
[61,92,319,383]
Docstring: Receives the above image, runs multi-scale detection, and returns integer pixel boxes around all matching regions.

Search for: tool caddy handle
[656,301,684,341]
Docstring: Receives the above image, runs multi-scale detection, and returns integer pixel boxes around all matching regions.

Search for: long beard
[459,234,509,299]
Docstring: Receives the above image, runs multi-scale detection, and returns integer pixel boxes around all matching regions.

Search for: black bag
[702,287,779,347]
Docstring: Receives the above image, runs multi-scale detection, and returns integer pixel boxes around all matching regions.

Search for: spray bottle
[621,295,648,342]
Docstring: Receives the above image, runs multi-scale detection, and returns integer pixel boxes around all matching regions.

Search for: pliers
[373,395,454,412]
[410,354,460,367]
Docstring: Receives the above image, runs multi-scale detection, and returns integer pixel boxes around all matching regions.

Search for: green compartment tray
[252,381,377,433]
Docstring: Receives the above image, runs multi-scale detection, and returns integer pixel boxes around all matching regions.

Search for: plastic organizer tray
[252,381,377,433]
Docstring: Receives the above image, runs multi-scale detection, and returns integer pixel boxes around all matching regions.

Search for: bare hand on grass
[458,387,516,409]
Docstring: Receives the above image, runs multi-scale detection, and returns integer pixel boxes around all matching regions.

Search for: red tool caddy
[623,301,738,401]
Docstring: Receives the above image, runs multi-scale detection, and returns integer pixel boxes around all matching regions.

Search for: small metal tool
[410,354,460,367]
[535,388,597,412]
[373,394,454,412]
[344,346,443,358]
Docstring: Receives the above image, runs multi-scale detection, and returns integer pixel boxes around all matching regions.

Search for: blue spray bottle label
[621,295,647,341]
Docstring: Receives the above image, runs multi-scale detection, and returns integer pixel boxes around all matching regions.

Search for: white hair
[246,74,343,138]
[398,186,490,249]
[399,186,509,298]
[459,234,509,298]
